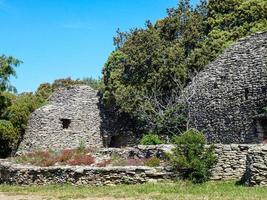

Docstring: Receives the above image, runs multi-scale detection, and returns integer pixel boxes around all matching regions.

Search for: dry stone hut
[182,32,267,144]
[18,85,106,152]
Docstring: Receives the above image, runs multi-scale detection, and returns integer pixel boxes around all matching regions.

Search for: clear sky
[0,0,199,93]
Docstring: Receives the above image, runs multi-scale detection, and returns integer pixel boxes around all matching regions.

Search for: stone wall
[95,144,259,181]
[211,144,252,180]
[2,144,266,185]
[0,160,173,185]
[18,85,105,153]
[245,145,267,186]
[180,32,267,143]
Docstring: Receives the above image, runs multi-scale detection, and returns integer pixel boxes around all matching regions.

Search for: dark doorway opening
[256,118,267,143]
[60,118,71,129]
[109,135,127,148]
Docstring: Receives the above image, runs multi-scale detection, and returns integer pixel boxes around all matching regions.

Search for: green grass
[0,181,266,200]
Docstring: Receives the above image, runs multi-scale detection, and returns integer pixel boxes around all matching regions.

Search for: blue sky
[0,0,199,93]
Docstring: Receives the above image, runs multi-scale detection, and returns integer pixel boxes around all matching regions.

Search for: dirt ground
[0,193,134,200]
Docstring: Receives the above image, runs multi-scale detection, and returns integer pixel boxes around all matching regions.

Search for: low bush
[144,157,161,167]
[14,147,95,167]
[169,129,217,183]
[110,155,163,167]
[14,150,57,167]
[140,133,163,145]
[66,154,95,166]
[0,120,18,157]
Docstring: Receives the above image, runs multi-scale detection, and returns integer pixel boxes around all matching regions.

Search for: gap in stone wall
[60,118,71,129]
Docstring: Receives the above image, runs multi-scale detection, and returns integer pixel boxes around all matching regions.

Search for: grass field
[0,181,266,200]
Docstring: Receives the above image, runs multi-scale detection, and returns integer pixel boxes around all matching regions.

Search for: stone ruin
[1,144,267,186]
[182,32,267,144]
[18,85,138,153]
[18,85,105,152]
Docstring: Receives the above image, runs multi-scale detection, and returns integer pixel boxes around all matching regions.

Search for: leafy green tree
[6,93,45,134]
[0,120,18,158]
[102,0,267,137]
[189,0,267,71]
[0,55,22,92]
[0,55,21,157]
[102,0,207,135]
[36,77,84,100]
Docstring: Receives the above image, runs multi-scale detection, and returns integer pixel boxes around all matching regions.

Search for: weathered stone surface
[245,146,267,186]
[18,85,104,153]
[3,144,266,185]
[0,160,173,185]
[181,32,267,143]
[96,144,263,181]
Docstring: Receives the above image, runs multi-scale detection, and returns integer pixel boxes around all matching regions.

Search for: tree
[0,120,18,158]
[0,55,22,92]
[35,77,84,100]
[102,0,267,137]
[102,0,207,135]
[0,55,21,157]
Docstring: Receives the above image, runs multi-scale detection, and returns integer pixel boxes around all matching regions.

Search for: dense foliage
[169,129,217,183]
[0,55,21,92]
[102,0,267,136]
[140,133,164,145]
[0,75,95,157]
[0,56,22,157]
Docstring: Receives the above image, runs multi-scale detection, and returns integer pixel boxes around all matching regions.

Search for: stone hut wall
[180,32,267,143]
[18,85,104,153]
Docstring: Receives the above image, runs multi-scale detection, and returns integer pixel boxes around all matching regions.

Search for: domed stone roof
[18,85,104,152]
[181,32,267,143]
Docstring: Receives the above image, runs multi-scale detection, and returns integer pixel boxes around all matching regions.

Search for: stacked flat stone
[245,145,267,186]
[0,160,173,185]
[3,144,266,185]
[180,32,267,143]
[18,85,104,153]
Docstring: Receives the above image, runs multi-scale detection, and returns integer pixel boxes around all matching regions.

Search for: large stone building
[182,32,267,143]
[18,85,106,152]
[18,85,138,153]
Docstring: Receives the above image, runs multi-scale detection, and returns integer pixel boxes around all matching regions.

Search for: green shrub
[169,129,217,183]
[140,133,163,145]
[144,157,161,167]
[0,120,18,143]
[0,120,18,157]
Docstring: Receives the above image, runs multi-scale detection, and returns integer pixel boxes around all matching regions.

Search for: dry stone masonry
[18,85,105,153]
[181,32,267,143]
[0,162,173,185]
[1,144,266,186]
[245,145,267,186]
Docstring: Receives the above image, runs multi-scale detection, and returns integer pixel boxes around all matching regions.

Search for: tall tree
[0,55,21,92]
[102,0,267,136]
